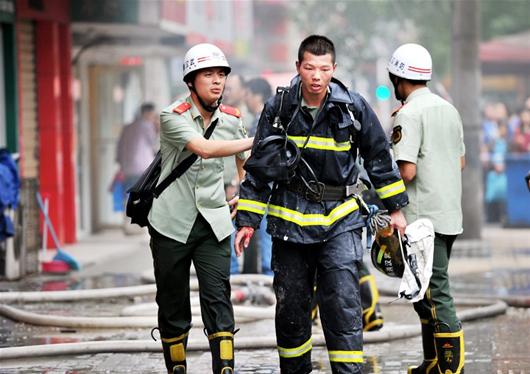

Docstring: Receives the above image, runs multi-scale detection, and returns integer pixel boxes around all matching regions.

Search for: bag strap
[153,118,219,198]
[271,86,290,130]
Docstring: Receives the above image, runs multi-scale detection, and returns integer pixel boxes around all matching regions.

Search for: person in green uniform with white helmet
[388,43,466,374]
[148,43,253,374]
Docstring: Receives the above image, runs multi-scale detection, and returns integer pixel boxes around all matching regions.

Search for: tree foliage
[289,0,529,78]
[481,0,530,41]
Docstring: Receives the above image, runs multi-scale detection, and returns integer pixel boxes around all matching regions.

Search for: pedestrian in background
[245,77,273,136]
[222,73,253,198]
[235,35,408,373]
[116,102,158,233]
[388,43,466,374]
[147,43,253,374]
[117,103,158,189]
[222,73,250,274]
[242,77,274,275]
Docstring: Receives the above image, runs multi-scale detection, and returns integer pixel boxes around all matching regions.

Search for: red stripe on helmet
[408,66,431,73]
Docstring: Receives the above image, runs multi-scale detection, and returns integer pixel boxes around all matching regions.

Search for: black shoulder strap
[346,91,362,132]
[153,118,218,197]
[271,86,290,129]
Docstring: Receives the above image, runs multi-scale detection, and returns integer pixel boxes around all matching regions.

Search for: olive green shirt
[222,104,252,186]
[391,87,465,235]
[148,97,247,243]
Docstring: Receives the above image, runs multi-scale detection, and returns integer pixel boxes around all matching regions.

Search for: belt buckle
[345,183,359,197]
[305,181,325,202]
[346,180,366,197]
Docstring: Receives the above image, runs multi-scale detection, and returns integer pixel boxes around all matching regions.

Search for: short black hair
[389,72,427,86]
[246,78,272,100]
[298,35,336,64]
[140,103,155,114]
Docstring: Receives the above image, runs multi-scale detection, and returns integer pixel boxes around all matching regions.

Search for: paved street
[0,225,529,373]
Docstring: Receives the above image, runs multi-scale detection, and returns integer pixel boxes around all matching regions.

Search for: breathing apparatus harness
[278,84,367,203]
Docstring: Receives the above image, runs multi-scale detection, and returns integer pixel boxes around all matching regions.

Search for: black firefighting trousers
[149,214,235,371]
[272,229,364,374]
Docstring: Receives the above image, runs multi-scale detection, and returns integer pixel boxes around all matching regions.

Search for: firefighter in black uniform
[234,35,408,374]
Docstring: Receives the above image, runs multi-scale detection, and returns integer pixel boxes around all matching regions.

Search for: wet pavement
[0,225,529,373]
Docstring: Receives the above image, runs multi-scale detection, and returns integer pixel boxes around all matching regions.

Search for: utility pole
[451,0,482,239]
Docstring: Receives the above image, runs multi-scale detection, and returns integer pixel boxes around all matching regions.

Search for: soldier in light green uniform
[388,43,466,374]
[148,43,253,374]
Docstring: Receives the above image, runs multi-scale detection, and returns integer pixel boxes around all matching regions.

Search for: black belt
[285,178,365,202]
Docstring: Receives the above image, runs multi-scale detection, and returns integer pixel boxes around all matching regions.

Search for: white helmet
[387,43,432,81]
[182,43,231,82]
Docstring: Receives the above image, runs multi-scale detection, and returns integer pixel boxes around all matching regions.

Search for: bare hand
[228,194,239,219]
[225,184,238,200]
[234,227,255,256]
[389,210,407,236]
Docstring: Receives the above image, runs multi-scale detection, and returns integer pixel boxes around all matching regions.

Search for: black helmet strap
[189,84,222,113]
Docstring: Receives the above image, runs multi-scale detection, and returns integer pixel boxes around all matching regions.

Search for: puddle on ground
[452,268,530,297]
[0,272,144,293]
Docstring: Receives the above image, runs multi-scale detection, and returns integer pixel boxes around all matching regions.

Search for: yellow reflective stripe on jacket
[267,199,359,227]
[238,199,267,215]
[375,180,406,200]
[328,350,363,363]
[288,135,351,152]
[277,338,312,358]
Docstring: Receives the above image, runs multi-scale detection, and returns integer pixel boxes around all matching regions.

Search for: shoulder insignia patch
[391,125,402,145]
[173,102,192,114]
[219,104,241,118]
[391,104,406,117]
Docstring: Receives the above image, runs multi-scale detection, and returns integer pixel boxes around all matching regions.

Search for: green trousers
[413,234,460,332]
[149,214,235,338]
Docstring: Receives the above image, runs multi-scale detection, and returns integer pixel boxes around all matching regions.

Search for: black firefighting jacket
[236,76,408,244]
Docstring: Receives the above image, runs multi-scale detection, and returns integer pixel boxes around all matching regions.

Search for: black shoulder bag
[126,119,219,227]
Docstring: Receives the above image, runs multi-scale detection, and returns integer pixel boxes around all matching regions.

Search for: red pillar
[36,21,65,245]
[59,24,77,243]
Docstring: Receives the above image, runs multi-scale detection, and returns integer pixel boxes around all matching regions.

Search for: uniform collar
[405,87,431,104]
[299,85,330,109]
[327,78,354,104]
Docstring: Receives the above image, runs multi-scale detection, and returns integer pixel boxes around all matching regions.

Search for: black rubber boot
[408,323,437,373]
[172,365,186,374]
[408,360,437,374]
[433,329,464,374]
[208,331,234,374]
[161,332,189,373]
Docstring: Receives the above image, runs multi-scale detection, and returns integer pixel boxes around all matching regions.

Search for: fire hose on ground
[377,284,530,308]
[0,274,274,303]
[0,300,507,359]
[0,271,518,360]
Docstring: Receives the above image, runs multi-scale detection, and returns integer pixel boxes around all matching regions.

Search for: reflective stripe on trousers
[272,230,364,373]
